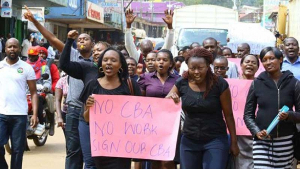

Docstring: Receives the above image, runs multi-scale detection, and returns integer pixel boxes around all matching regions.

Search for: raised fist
[67,30,79,39]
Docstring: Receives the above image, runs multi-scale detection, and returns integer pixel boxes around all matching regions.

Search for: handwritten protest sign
[89,95,181,160]
[226,79,252,135]
[228,58,265,77]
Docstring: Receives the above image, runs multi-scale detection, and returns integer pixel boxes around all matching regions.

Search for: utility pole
[121,0,125,32]
[151,0,154,22]
[140,0,143,18]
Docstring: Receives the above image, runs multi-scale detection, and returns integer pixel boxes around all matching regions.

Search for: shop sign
[87,1,104,23]
[1,0,12,18]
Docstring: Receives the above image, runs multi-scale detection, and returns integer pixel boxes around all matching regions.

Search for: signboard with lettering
[1,0,12,18]
[87,1,104,23]
[89,95,181,160]
[21,7,45,33]
[226,79,252,136]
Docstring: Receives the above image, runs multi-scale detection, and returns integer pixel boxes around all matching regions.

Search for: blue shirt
[282,56,300,80]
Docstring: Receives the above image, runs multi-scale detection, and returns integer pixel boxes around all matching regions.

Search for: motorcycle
[5,74,55,153]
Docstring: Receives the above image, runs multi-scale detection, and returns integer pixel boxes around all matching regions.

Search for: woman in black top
[80,47,141,169]
[244,47,300,168]
[166,48,239,169]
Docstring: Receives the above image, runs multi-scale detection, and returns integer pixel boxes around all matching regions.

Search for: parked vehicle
[171,4,238,55]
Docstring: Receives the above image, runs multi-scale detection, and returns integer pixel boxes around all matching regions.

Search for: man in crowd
[21,34,32,60]
[282,37,300,80]
[26,46,54,134]
[236,43,250,58]
[179,46,191,75]
[203,37,239,78]
[0,38,38,169]
[213,55,229,78]
[38,46,60,92]
[190,42,201,49]
[59,30,97,169]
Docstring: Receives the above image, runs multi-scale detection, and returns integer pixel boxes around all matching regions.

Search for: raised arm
[124,9,139,61]
[24,5,64,52]
[161,10,174,50]
[166,85,180,104]
[59,30,84,80]
[55,87,65,128]
[220,88,239,156]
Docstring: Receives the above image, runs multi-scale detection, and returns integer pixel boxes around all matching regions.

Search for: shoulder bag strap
[127,78,134,96]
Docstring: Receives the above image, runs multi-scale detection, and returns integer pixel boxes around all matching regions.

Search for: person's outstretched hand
[125,9,136,29]
[23,5,35,22]
[162,9,174,29]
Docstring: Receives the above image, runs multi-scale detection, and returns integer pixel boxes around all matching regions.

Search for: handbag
[127,78,134,96]
[226,153,235,169]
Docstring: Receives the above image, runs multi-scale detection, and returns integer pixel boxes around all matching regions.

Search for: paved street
[4,125,300,168]
[5,128,66,169]
[4,127,138,169]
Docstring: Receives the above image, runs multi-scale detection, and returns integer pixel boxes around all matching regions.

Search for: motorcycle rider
[38,46,60,92]
[26,46,53,133]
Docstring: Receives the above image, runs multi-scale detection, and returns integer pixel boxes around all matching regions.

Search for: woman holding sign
[80,48,142,169]
[167,47,240,169]
[138,49,180,169]
[235,54,259,169]
[244,47,300,168]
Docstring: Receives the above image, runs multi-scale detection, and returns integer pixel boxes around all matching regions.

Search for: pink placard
[89,95,181,160]
[226,79,252,135]
[228,58,265,77]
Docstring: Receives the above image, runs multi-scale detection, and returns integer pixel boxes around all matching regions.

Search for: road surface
[5,128,66,169]
[4,127,138,169]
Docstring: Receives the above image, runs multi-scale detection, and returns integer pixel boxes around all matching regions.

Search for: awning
[46,18,120,31]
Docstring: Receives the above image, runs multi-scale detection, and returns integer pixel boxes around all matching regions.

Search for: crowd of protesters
[1,5,300,169]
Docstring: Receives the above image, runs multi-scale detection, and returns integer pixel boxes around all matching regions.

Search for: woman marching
[138,49,180,169]
[244,47,300,168]
[80,47,141,169]
[235,54,259,168]
[167,47,239,169]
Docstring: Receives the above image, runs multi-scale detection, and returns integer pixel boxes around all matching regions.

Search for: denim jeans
[180,135,229,169]
[0,114,27,169]
[79,120,96,169]
[65,107,83,169]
